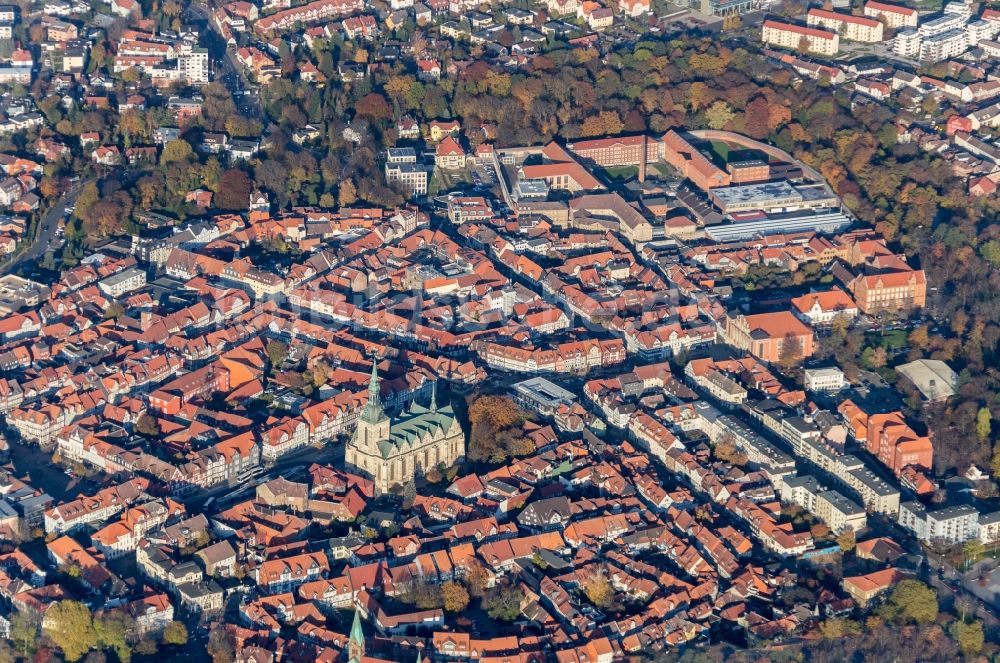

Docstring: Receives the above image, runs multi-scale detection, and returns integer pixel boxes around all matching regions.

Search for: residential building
[762,20,840,55]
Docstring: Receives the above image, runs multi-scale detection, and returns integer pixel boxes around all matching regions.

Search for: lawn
[600,165,639,181]
[708,139,733,161]
[869,329,909,351]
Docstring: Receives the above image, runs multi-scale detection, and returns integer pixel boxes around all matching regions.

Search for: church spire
[429,380,438,412]
[360,358,385,424]
[361,357,385,424]
[348,608,365,663]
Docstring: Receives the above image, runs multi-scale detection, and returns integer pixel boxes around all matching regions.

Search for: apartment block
[762,20,840,55]
[807,9,884,43]
[864,0,918,29]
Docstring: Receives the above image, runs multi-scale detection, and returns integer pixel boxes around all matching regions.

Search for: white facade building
[898,501,980,544]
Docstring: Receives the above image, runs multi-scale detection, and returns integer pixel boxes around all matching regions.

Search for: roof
[379,400,457,459]
[790,287,856,314]
[895,359,957,400]
[865,0,916,16]
[808,8,880,28]
[763,19,838,40]
[739,311,812,339]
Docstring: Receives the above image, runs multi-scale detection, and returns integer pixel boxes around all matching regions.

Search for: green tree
[887,580,938,624]
[486,585,522,622]
[75,181,101,221]
[94,611,134,663]
[976,407,991,441]
[162,621,188,647]
[951,619,984,655]
[160,139,194,164]
[403,579,443,609]
[103,302,125,320]
[963,539,984,569]
[979,240,1000,268]
[43,601,97,662]
[10,612,39,659]
[818,618,860,639]
[705,101,735,130]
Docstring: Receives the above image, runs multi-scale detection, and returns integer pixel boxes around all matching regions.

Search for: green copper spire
[348,608,365,663]
[360,359,385,424]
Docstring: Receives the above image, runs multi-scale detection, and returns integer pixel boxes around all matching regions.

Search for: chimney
[638,135,647,184]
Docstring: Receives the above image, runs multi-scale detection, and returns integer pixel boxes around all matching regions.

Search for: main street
[184,0,262,120]
[1,177,95,276]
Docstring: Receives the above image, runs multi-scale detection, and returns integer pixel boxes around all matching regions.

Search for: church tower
[355,359,390,453]
[347,608,365,663]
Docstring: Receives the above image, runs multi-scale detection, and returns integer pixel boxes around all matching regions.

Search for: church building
[346,362,464,494]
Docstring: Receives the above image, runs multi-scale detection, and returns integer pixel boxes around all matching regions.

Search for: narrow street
[1,178,94,276]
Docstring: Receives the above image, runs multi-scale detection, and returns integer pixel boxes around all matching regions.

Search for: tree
[162,622,188,647]
[887,580,937,624]
[870,346,888,369]
[582,569,615,609]
[485,585,522,622]
[713,437,747,466]
[206,624,234,663]
[464,559,489,598]
[43,601,97,662]
[402,478,417,509]
[94,611,134,663]
[686,82,711,111]
[976,407,991,441]
[135,414,160,437]
[818,618,860,639]
[744,96,770,139]
[103,302,124,320]
[979,240,1000,268]
[10,612,39,659]
[467,395,525,463]
[441,581,470,612]
[160,139,193,164]
[778,332,803,369]
[136,639,158,656]
[403,579,442,609]
[705,101,735,130]
[951,620,984,655]
[579,111,624,138]
[963,539,983,569]
[354,93,391,122]
[338,179,357,207]
[215,169,252,210]
[836,528,856,552]
[266,340,289,368]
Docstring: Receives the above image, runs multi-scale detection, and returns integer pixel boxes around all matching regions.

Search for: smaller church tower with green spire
[347,608,365,663]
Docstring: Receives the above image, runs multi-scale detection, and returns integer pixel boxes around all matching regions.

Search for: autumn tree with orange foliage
[467,395,529,463]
